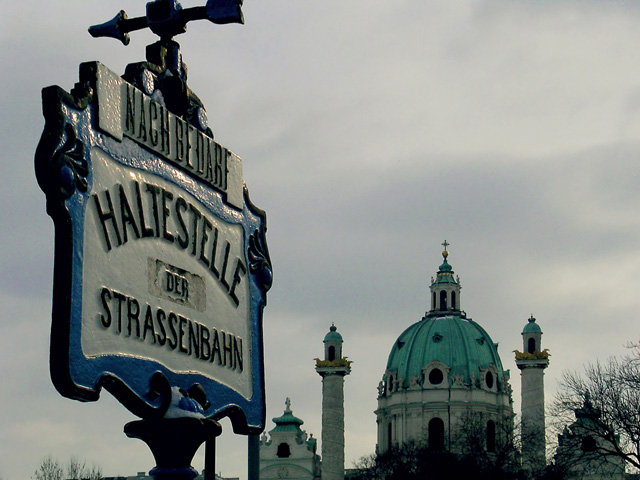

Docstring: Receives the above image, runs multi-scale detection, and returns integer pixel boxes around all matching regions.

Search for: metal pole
[248,434,260,480]
[205,437,216,480]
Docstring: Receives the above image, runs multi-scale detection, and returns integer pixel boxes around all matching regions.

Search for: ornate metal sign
[35,0,271,435]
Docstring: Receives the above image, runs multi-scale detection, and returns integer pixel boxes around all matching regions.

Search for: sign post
[35,2,271,478]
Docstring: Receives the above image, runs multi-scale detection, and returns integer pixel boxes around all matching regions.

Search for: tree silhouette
[32,456,102,480]
[350,413,533,480]
[551,353,638,478]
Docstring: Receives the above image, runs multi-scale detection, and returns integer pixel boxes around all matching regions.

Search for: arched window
[487,420,496,452]
[277,443,291,458]
[428,418,445,450]
[328,345,336,361]
[432,292,436,310]
[528,338,536,354]
[388,375,394,392]
[387,422,393,449]
[439,291,447,311]
[451,291,456,310]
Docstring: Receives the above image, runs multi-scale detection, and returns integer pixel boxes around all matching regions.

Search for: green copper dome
[386,242,508,391]
[386,314,508,389]
[324,324,343,343]
[523,315,542,334]
[269,399,304,434]
[431,242,458,287]
[433,258,458,284]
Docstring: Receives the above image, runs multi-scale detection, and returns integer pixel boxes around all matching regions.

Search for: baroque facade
[259,398,321,480]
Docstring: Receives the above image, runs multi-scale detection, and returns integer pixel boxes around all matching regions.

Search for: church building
[260,242,553,479]
[259,398,321,480]
[375,243,515,454]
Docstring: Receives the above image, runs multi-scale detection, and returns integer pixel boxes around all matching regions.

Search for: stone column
[319,372,347,480]
[517,358,548,471]
[316,325,350,480]
[516,316,549,473]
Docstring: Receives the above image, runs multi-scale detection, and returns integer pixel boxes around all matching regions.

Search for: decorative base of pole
[125,417,222,480]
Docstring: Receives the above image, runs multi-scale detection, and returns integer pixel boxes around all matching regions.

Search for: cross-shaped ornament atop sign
[89,0,244,45]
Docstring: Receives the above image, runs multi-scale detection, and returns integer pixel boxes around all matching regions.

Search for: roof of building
[386,244,508,390]
[432,257,458,285]
[269,398,305,434]
[324,324,343,343]
[523,315,542,334]
[386,314,508,388]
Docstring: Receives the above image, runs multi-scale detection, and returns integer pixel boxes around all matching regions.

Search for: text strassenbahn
[99,287,243,371]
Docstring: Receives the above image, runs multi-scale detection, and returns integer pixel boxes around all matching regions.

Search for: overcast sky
[3,1,640,479]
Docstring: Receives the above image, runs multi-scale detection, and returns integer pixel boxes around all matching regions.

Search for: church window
[527,338,536,354]
[387,422,393,448]
[428,418,445,450]
[485,371,494,389]
[487,420,496,452]
[439,291,447,311]
[451,291,456,310]
[432,292,436,309]
[277,443,291,458]
[429,368,444,385]
[389,375,394,392]
[328,345,336,361]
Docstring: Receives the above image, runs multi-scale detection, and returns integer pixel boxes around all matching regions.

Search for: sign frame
[36,60,272,434]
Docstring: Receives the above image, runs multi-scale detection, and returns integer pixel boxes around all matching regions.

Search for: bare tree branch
[32,456,63,480]
[32,456,102,480]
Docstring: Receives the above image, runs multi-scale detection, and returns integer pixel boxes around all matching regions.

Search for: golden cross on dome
[441,240,450,259]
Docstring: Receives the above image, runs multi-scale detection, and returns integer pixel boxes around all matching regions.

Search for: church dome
[381,244,510,393]
[270,408,304,434]
[376,243,513,454]
[386,314,508,390]
[323,324,343,342]
[435,259,454,278]
[523,316,542,334]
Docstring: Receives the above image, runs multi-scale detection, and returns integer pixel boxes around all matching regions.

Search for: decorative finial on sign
[87,0,246,136]
[89,0,244,45]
